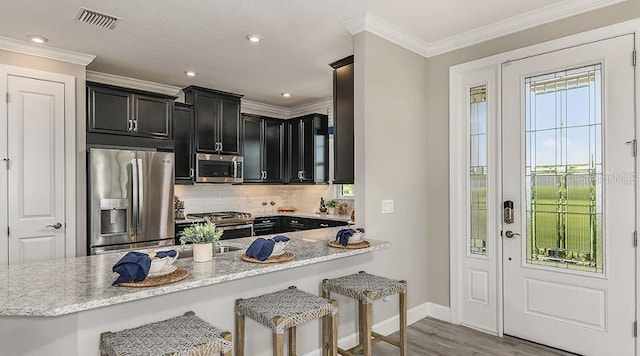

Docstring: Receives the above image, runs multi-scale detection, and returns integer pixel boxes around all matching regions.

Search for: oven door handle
[220,223,254,231]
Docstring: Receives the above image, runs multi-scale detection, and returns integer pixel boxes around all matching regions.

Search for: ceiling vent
[76,8,120,30]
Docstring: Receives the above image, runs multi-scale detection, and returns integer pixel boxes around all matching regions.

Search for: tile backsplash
[175,184,352,215]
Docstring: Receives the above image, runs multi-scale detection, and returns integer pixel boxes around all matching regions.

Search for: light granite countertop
[0,228,387,317]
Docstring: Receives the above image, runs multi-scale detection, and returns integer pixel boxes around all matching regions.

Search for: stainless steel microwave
[196,153,243,183]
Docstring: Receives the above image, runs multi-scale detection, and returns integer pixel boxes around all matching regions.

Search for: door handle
[46,222,63,229]
[504,230,520,238]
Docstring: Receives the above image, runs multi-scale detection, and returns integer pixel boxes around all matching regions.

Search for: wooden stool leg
[273,332,285,356]
[288,326,297,356]
[362,301,372,356]
[358,302,365,349]
[221,331,232,356]
[235,299,245,356]
[400,281,408,356]
[321,280,330,356]
[329,300,339,356]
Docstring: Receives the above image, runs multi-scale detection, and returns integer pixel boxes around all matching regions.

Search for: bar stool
[322,271,407,356]
[235,286,339,356]
[99,311,232,356]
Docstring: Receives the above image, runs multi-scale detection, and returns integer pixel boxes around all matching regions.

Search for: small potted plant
[179,222,224,262]
[326,199,338,215]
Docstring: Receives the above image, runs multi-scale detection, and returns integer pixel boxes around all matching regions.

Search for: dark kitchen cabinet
[184,86,243,155]
[243,114,286,183]
[253,216,349,236]
[282,217,315,232]
[174,103,195,184]
[133,94,172,139]
[286,114,329,184]
[87,82,173,140]
[330,56,355,184]
[253,216,282,236]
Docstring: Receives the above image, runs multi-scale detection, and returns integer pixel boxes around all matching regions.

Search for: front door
[7,75,66,264]
[502,34,636,355]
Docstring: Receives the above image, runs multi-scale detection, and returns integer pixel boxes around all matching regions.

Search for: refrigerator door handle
[136,158,144,234]
[130,158,139,239]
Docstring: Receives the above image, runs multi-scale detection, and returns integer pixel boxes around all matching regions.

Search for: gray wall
[354,32,430,308]
[425,1,640,307]
[0,50,88,256]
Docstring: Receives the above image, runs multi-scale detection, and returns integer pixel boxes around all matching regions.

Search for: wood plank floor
[369,317,577,355]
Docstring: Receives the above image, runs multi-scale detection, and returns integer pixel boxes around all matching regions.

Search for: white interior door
[7,75,66,265]
[502,35,636,355]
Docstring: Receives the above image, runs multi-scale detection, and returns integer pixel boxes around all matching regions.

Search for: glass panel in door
[524,65,603,273]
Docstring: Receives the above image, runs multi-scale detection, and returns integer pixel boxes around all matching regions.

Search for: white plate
[270,250,286,257]
[147,265,177,279]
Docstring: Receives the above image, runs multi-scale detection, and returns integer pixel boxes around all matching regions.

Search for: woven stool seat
[322,271,407,304]
[236,287,338,334]
[100,312,232,356]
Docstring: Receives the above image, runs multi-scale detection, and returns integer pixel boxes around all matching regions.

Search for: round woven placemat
[241,252,295,264]
[118,267,188,287]
[328,240,371,249]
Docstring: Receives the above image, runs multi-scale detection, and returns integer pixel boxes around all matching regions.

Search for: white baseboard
[426,302,451,323]
[302,302,450,356]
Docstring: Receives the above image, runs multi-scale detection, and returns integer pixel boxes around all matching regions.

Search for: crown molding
[342,12,430,58]
[242,98,333,119]
[425,0,628,57]
[288,98,333,118]
[241,99,290,119]
[343,0,628,58]
[86,71,182,96]
[0,36,96,66]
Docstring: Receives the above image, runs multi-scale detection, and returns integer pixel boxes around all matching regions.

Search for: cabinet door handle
[189,168,194,178]
[128,120,133,131]
[320,223,329,227]
[133,120,138,132]
[264,171,267,180]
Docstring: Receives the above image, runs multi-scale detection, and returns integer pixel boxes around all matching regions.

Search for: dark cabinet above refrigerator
[87,82,174,150]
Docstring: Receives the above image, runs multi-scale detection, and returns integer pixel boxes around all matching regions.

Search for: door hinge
[634,50,637,67]
[5,92,9,103]
[6,226,9,237]
[634,321,637,337]
[634,231,637,247]
[626,139,637,157]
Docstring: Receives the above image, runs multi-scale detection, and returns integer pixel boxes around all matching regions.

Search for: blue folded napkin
[246,235,290,261]
[112,251,151,285]
[335,228,365,246]
[155,250,177,259]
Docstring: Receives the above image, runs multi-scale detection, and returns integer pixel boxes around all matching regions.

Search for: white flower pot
[193,242,213,262]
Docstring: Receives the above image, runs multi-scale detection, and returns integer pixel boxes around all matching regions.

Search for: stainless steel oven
[196,153,243,183]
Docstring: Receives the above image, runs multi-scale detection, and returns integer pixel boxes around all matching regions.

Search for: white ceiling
[0,0,567,107]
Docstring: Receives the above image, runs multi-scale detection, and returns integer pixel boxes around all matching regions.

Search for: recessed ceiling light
[184,71,198,77]
[246,34,263,43]
[281,93,291,98]
[27,35,48,44]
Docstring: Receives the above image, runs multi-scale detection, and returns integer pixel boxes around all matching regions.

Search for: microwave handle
[234,161,238,178]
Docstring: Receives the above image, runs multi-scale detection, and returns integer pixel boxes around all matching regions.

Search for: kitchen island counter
[0,227,388,317]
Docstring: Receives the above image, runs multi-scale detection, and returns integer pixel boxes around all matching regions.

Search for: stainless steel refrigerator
[88,148,175,254]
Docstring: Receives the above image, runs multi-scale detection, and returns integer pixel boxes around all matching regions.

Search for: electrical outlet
[382,200,394,214]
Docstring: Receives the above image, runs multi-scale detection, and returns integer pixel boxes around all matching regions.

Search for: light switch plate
[381,200,394,214]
